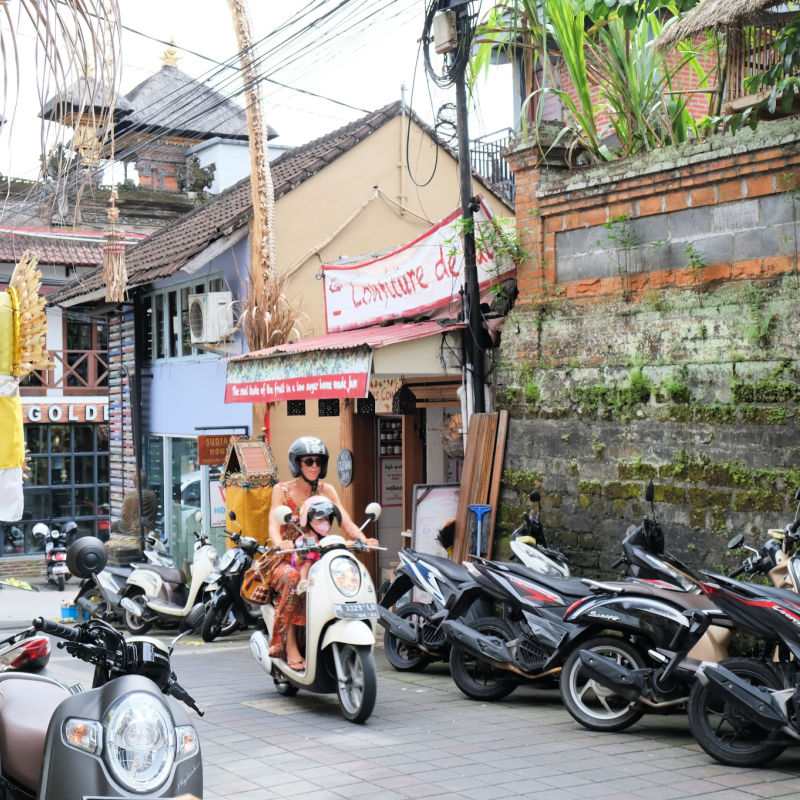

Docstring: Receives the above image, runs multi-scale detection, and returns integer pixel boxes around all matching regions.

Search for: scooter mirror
[229,510,237,521]
[727,532,744,550]
[364,502,382,521]
[67,536,108,579]
[529,490,541,503]
[273,505,293,524]
[645,480,655,503]
[194,510,203,523]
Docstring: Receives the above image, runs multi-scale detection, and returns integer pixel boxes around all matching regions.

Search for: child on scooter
[292,495,342,594]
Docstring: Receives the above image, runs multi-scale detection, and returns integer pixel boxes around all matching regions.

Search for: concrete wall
[495,117,800,575]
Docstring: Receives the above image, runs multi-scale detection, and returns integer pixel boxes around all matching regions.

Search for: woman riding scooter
[267,436,377,672]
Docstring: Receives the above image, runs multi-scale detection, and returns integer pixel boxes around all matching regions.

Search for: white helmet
[32,522,49,538]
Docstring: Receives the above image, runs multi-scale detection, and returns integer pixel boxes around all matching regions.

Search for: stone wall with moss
[493,275,800,576]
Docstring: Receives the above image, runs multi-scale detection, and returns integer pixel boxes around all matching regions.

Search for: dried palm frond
[8,251,54,377]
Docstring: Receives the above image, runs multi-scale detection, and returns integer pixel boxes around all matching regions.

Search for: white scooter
[120,527,220,635]
[250,503,383,723]
[508,490,570,578]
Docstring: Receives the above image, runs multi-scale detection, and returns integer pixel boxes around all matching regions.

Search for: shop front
[2,400,110,557]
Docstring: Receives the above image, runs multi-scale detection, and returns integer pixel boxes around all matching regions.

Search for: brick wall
[494,117,800,575]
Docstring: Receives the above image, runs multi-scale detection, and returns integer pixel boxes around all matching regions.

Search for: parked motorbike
[73,532,174,623]
[0,627,51,672]
[120,529,219,635]
[439,481,715,702]
[377,490,572,673]
[509,490,570,577]
[32,520,78,591]
[202,511,263,642]
[0,536,204,800]
[561,487,800,733]
[250,502,383,723]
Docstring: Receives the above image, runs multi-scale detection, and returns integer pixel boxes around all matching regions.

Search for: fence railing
[20,349,109,396]
[725,22,785,109]
[470,128,516,206]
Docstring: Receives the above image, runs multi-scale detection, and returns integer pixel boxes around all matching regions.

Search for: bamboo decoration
[102,187,127,302]
[1,252,54,521]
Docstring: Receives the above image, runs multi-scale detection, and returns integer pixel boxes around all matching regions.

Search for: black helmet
[288,437,329,479]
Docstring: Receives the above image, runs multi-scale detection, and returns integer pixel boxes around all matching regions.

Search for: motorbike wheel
[449,616,518,701]
[57,575,65,591]
[336,644,377,723]
[123,588,153,635]
[687,657,786,767]
[384,601,435,672]
[201,603,229,642]
[559,636,647,732]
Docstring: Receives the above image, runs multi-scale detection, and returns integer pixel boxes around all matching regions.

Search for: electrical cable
[2,0,419,230]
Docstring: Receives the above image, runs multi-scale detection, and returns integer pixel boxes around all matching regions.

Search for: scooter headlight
[330,556,361,597]
[103,692,175,792]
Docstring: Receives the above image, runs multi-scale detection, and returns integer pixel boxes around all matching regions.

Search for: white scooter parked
[120,527,220,635]
[250,502,383,723]
[508,490,570,578]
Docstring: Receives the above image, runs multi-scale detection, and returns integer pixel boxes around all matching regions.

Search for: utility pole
[436,0,485,414]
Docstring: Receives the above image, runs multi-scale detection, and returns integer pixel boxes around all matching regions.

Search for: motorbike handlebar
[33,616,82,642]
[728,566,745,578]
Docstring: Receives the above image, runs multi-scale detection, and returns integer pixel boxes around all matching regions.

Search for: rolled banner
[0,291,24,521]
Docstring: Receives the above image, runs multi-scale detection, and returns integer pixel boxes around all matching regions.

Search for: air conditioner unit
[188,291,235,344]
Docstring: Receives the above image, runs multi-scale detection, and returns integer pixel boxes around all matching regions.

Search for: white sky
[0,0,513,184]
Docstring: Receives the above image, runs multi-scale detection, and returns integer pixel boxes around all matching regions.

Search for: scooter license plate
[52,564,69,575]
[333,602,379,619]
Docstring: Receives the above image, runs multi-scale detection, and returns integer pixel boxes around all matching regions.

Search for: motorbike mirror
[273,505,293,524]
[364,502,382,522]
[727,533,744,550]
[67,536,108,578]
[645,480,654,503]
[194,511,203,523]
[229,510,237,521]
[529,490,540,503]
[795,487,800,502]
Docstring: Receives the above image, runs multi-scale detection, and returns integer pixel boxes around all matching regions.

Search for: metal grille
[287,400,305,416]
[318,399,340,417]
[357,395,375,415]
[515,638,548,671]
[469,128,515,206]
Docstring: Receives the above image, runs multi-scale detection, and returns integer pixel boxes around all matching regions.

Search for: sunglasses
[301,456,324,467]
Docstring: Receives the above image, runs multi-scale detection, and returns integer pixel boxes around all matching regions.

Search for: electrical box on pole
[432,10,457,54]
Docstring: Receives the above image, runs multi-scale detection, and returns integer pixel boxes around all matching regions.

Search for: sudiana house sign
[321,195,514,333]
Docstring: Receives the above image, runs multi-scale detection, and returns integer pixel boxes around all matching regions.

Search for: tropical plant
[471,0,715,162]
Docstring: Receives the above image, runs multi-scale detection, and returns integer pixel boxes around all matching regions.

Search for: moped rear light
[1,637,51,669]
[54,552,67,561]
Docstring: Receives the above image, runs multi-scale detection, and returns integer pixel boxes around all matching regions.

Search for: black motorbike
[0,536,204,800]
[377,547,490,672]
[561,487,800,733]
[202,511,263,642]
[439,481,710,701]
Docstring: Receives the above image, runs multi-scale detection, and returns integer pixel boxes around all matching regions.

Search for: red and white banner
[322,196,515,333]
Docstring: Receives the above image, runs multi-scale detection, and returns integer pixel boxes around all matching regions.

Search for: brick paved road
[46,627,800,800]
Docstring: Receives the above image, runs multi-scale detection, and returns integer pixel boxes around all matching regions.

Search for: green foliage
[600,215,637,277]
[684,243,706,273]
[744,285,775,348]
[662,374,690,403]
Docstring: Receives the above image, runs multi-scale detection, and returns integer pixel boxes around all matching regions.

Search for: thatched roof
[655,0,784,51]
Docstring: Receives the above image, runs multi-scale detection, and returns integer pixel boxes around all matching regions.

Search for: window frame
[143,274,225,364]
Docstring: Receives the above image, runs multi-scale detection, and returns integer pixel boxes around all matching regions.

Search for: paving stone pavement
[40,626,800,800]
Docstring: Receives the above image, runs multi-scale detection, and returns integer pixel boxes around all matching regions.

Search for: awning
[224,320,464,403]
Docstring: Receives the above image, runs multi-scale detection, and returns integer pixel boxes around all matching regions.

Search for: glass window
[52,488,73,517]
[28,457,48,486]
[75,487,96,517]
[50,458,71,485]
[155,294,165,359]
[170,437,200,570]
[168,290,179,358]
[143,298,153,363]
[50,426,71,453]
[73,425,93,452]
[181,287,193,356]
[74,455,95,484]
[25,425,46,454]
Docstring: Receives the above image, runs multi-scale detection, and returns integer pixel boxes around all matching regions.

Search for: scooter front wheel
[202,602,230,642]
[336,644,377,723]
[687,657,786,767]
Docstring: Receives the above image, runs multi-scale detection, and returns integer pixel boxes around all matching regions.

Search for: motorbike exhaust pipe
[697,663,787,732]
[376,607,421,644]
[441,619,515,666]
[577,650,646,703]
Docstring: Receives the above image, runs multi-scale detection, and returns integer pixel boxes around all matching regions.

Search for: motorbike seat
[413,552,471,584]
[491,561,593,598]
[133,563,186,584]
[0,674,69,792]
